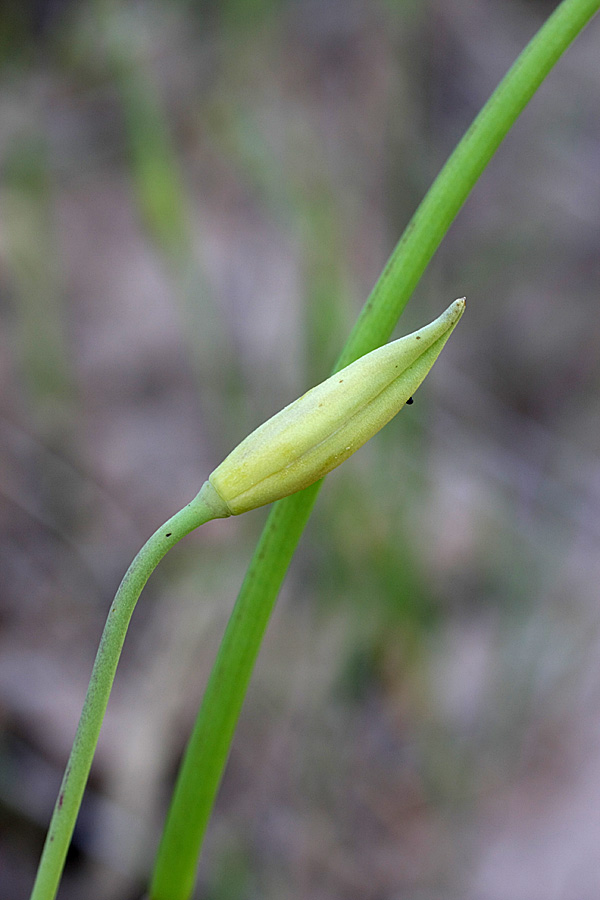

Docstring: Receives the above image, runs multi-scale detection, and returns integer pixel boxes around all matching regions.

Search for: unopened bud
[200,298,465,516]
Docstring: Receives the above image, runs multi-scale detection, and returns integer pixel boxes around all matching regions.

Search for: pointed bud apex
[203,298,465,516]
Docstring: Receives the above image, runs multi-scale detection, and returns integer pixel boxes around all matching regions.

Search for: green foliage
[25,2,600,899]
[152,3,600,898]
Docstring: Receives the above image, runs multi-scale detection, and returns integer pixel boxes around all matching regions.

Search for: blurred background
[1,1,600,898]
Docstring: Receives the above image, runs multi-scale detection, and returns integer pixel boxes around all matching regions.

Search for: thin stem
[30,487,222,900]
[150,2,600,899]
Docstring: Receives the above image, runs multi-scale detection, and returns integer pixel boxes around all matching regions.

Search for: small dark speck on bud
[165,532,172,537]
[415,336,421,340]
[406,397,414,405]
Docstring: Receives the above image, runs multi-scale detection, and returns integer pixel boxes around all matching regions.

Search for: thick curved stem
[30,485,223,900]
[149,489,318,900]
[149,2,600,898]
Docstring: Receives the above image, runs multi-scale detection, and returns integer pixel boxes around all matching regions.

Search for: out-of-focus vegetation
[1,1,600,898]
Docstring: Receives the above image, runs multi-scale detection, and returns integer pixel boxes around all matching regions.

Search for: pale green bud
[200,298,465,517]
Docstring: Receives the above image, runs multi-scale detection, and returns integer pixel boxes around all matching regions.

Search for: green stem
[150,488,319,900]
[337,0,600,369]
[150,2,600,899]
[30,488,223,900]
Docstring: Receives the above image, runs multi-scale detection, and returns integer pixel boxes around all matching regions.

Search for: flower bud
[203,298,465,516]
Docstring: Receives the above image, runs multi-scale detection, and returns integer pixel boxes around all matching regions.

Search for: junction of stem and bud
[200,298,465,517]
